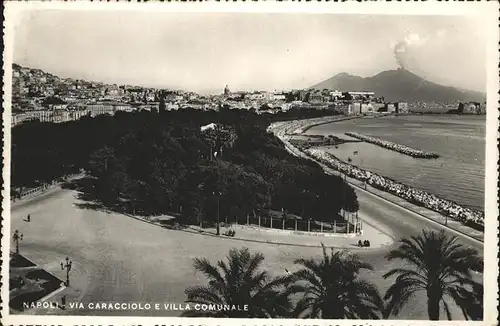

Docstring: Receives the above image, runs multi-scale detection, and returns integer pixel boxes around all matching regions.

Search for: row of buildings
[11,102,137,126]
[12,63,192,114]
[335,101,409,116]
[10,85,410,126]
[19,64,482,127]
[457,102,486,115]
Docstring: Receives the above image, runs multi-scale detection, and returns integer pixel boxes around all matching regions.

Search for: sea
[305,115,486,211]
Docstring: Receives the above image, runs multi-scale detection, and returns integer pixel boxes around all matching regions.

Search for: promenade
[269,117,484,245]
[306,149,484,232]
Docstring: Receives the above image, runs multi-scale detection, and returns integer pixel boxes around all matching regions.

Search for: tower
[224,85,230,96]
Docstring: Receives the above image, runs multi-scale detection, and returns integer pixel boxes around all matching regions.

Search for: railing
[226,214,362,235]
[11,172,83,202]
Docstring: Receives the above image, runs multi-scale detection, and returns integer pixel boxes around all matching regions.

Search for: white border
[2,2,499,326]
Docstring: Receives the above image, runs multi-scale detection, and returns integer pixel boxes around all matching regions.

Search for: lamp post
[213,191,222,236]
[60,256,72,286]
[13,229,23,255]
[300,189,309,217]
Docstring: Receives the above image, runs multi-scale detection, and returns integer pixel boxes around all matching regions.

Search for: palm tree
[182,247,292,317]
[383,229,483,320]
[288,244,383,319]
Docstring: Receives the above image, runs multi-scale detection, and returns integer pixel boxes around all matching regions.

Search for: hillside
[311,69,485,103]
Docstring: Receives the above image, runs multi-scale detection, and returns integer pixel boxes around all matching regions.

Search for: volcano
[310,69,485,103]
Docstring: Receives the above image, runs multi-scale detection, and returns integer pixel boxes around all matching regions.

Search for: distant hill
[311,69,485,103]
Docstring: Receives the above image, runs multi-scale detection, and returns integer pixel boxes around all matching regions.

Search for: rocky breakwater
[345,132,440,159]
[302,147,484,231]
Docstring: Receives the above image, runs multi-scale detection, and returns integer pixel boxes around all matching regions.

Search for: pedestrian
[27,214,30,222]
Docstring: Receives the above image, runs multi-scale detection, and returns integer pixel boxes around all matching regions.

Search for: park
[9,110,484,320]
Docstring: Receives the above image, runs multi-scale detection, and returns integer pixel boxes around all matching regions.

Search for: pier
[345,132,440,159]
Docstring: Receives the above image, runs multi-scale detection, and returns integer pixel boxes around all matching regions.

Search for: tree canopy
[12,108,356,223]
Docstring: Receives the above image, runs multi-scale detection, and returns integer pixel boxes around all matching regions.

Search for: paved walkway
[127,213,393,250]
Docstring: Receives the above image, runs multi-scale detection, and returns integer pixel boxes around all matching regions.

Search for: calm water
[306,115,486,210]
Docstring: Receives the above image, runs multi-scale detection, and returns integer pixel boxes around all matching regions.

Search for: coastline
[297,115,359,133]
[268,116,485,235]
[267,115,360,136]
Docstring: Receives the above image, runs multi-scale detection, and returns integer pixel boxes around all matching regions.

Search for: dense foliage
[12,107,357,223]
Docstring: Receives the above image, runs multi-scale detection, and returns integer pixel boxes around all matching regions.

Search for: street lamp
[213,191,222,236]
[60,256,72,286]
[300,189,309,217]
[13,229,23,255]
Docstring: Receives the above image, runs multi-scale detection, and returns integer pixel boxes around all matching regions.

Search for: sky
[13,11,488,94]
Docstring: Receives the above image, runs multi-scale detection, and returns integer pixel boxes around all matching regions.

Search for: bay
[305,115,486,210]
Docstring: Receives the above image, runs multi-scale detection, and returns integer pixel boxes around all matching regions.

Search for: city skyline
[13,12,488,94]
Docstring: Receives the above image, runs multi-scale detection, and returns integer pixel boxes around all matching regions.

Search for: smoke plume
[393,32,426,70]
[393,41,408,70]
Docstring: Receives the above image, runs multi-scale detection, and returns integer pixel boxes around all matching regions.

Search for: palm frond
[185,285,224,305]
[193,258,225,284]
[383,277,423,317]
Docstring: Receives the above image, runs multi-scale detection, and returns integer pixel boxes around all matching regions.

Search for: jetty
[345,132,440,159]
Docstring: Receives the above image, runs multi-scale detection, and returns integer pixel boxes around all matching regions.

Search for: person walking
[26,214,30,222]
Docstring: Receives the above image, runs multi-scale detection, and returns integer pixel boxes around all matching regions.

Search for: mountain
[311,69,485,103]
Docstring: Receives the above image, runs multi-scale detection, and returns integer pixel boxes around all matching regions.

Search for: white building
[272,94,286,101]
[86,103,114,117]
[360,103,374,114]
[329,90,343,98]
[386,103,396,113]
[396,102,409,113]
[25,110,53,122]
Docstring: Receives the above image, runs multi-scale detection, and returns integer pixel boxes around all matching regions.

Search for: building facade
[360,103,374,114]
[348,91,375,100]
[395,102,409,113]
[386,103,396,113]
[86,104,114,117]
